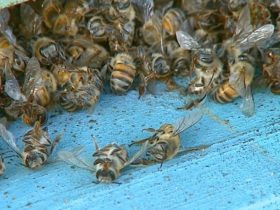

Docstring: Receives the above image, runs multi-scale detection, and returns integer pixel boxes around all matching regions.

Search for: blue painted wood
[0,86,280,210]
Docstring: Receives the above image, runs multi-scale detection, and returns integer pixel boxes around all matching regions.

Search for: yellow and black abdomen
[110,53,136,95]
[212,82,239,103]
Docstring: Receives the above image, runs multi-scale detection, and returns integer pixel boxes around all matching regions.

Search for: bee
[23,57,57,107]
[41,0,63,30]
[51,0,90,36]
[108,53,137,95]
[109,0,136,22]
[129,111,208,166]
[107,20,135,54]
[169,44,192,76]
[262,48,280,94]
[57,68,103,112]
[0,37,28,101]
[58,138,148,183]
[213,53,255,116]
[141,11,162,46]
[0,155,5,175]
[0,120,61,169]
[65,38,109,69]
[212,5,274,116]
[162,7,185,36]
[32,36,65,66]
[176,31,224,96]
[5,98,47,126]
[87,15,108,43]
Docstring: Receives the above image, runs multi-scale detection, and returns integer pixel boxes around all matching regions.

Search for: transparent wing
[124,141,149,167]
[235,4,253,37]
[131,0,154,23]
[20,3,43,35]
[24,57,41,85]
[0,123,21,156]
[4,62,27,101]
[57,147,95,171]
[173,111,203,135]
[237,24,275,52]
[240,85,255,117]
[176,31,200,50]
[0,8,16,45]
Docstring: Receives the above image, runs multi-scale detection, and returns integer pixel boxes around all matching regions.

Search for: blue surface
[0,84,280,210]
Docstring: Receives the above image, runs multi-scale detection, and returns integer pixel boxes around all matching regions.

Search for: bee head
[94,158,117,183]
[197,48,214,64]
[151,53,170,77]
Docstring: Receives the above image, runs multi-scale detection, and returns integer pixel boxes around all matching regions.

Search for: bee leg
[128,137,150,147]
[178,145,210,155]
[130,158,158,166]
[138,73,146,99]
[164,78,179,91]
[50,134,62,154]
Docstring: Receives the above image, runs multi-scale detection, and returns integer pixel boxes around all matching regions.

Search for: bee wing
[235,4,253,38]
[20,3,43,35]
[240,85,255,117]
[0,123,21,156]
[131,0,154,23]
[237,24,275,52]
[0,9,16,45]
[4,62,27,101]
[124,141,149,167]
[173,111,203,136]
[257,33,280,50]
[57,147,95,172]
[176,31,200,51]
[24,57,41,86]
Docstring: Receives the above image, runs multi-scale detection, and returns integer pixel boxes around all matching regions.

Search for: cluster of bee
[0,0,280,182]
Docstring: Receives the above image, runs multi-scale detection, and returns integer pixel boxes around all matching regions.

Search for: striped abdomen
[162,8,185,35]
[60,83,102,112]
[212,82,239,103]
[110,54,136,95]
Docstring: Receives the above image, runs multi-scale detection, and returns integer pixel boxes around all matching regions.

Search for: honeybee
[41,0,63,30]
[57,68,103,112]
[262,48,280,94]
[108,53,137,95]
[32,36,65,66]
[5,98,47,126]
[58,139,148,183]
[87,15,108,43]
[0,120,61,169]
[168,42,192,76]
[176,31,224,96]
[129,111,208,166]
[212,5,274,116]
[0,37,28,100]
[213,53,255,116]
[65,38,109,69]
[0,155,5,175]
[162,7,185,36]
[141,10,162,46]
[109,0,136,22]
[107,20,135,53]
[23,57,57,107]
